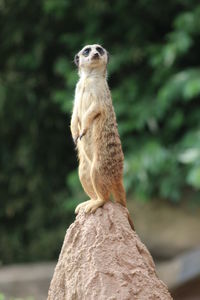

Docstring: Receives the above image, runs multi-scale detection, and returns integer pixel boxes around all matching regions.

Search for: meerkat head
[74,44,109,77]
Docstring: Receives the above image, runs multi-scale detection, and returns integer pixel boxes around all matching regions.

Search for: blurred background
[0,0,200,299]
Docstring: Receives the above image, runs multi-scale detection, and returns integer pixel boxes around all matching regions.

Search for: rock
[48,201,172,300]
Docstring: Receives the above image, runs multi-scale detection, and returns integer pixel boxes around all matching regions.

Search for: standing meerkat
[71,44,134,229]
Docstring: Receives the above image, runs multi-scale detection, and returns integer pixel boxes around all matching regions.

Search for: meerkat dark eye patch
[82,47,91,57]
[96,47,105,56]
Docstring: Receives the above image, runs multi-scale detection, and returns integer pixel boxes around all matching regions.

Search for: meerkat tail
[127,214,135,230]
[112,181,127,207]
[112,181,135,230]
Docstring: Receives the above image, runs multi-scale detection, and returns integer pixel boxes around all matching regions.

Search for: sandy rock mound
[48,202,172,300]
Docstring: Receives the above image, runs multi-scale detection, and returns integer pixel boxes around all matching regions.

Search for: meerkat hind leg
[75,159,98,214]
[78,159,97,199]
[84,165,110,213]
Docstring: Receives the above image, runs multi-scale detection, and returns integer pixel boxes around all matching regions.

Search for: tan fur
[71,45,134,229]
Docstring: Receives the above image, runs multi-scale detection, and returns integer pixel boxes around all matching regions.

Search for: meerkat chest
[76,81,103,118]
[82,89,92,109]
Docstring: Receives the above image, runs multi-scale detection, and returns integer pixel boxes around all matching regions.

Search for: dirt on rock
[48,201,172,300]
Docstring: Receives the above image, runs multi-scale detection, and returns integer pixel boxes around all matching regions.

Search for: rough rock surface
[47,202,172,300]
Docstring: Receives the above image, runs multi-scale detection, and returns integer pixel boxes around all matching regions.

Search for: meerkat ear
[106,51,110,64]
[74,54,79,67]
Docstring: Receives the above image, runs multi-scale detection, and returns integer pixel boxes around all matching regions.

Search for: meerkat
[70,44,134,229]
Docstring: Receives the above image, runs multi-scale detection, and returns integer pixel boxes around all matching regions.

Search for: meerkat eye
[96,47,105,56]
[82,47,91,57]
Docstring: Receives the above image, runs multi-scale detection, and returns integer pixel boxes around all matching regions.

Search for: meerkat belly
[78,127,93,162]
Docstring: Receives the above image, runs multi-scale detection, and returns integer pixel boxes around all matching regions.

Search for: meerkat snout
[92,52,100,60]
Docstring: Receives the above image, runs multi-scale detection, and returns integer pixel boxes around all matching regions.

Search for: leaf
[187,166,200,189]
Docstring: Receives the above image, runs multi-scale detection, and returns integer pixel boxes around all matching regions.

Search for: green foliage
[0,0,200,264]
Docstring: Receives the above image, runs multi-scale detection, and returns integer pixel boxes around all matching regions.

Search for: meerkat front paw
[73,137,79,145]
[72,134,79,145]
[79,129,87,140]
